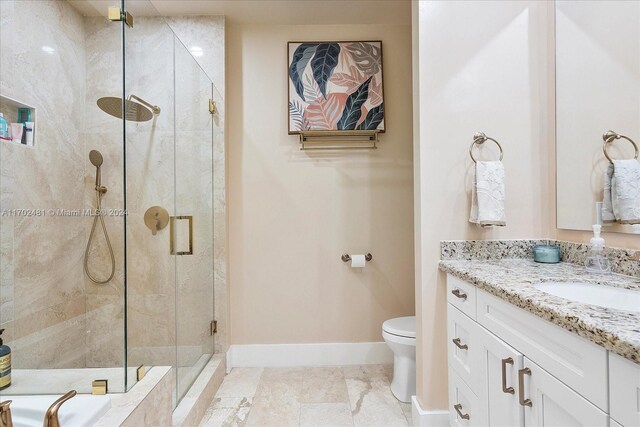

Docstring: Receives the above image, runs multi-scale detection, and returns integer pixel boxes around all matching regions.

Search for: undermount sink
[534,282,640,312]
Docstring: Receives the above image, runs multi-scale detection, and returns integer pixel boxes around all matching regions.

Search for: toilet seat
[382,316,416,339]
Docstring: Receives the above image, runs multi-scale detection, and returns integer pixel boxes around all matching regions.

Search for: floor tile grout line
[341,366,357,427]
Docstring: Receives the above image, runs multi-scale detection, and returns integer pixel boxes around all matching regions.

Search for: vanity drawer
[609,353,640,427]
[476,288,608,411]
[448,303,481,393]
[448,369,484,427]
[447,274,477,320]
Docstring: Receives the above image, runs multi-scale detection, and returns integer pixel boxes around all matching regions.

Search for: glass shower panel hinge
[108,7,134,28]
[91,379,108,395]
[136,365,146,381]
[211,320,218,335]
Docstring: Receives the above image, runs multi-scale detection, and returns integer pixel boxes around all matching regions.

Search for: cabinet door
[522,358,608,427]
[609,352,640,427]
[477,325,524,427]
[449,369,484,427]
[448,303,481,392]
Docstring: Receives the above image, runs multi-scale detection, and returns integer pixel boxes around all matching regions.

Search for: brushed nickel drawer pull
[453,403,470,420]
[452,289,467,300]
[518,367,532,407]
[452,338,468,350]
[501,357,515,394]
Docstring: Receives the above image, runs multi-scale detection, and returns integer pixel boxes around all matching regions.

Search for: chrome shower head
[89,150,103,167]
[96,94,160,122]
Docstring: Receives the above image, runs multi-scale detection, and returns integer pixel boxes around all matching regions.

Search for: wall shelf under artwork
[298,130,379,150]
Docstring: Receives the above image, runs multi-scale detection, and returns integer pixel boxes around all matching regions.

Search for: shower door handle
[170,215,193,255]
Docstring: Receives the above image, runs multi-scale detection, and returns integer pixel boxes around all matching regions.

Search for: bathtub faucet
[43,390,77,427]
[0,400,12,427]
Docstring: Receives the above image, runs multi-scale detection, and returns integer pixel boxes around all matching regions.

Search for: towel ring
[469,132,503,163]
[602,130,639,163]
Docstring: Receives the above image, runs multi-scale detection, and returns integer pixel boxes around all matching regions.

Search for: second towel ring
[469,132,503,163]
[602,130,639,163]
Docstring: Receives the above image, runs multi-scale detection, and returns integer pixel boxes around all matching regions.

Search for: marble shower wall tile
[0,0,88,369]
[166,16,226,98]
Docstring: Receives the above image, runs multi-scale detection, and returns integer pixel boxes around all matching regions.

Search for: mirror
[556,0,640,233]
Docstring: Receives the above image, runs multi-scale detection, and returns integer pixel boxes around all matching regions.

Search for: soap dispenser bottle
[585,224,611,274]
[0,329,10,390]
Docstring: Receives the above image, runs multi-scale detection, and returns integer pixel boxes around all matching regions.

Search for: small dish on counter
[533,244,561,263]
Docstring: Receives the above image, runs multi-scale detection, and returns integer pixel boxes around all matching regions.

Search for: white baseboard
[226,342,393,370]
[411,395,449,427]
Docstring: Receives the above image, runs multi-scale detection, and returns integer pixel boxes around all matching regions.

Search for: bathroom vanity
[441,259,640,427]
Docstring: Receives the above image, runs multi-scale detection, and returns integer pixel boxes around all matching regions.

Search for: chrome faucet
[0,400,12,427]
[43,390,76,427]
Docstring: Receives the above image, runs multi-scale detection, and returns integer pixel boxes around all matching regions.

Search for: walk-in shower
[84,149,115,284]
[0,0,221,408]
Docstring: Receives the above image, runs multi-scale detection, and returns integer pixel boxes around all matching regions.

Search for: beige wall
[227,23,415,344]
[413,0,554,410]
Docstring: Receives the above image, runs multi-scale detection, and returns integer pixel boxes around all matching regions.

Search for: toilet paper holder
[341,253,373,262]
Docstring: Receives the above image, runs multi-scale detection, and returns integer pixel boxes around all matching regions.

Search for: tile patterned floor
[199,365,412,427]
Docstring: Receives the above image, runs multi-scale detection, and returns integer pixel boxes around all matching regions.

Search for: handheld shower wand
[89,150,107,194]
[84,150,115,284]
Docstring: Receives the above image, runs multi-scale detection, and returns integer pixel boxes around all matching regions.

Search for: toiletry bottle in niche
[20,123,26,145]
[0,329,10,390]
[25,122,34,146]
[0,114,8,140]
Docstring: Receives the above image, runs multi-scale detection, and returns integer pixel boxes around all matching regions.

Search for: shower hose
[83,188,115,284]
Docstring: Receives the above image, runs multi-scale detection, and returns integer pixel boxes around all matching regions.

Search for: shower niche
[0,95,36,147]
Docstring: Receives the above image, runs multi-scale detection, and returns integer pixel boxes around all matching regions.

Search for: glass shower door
[123,10,177,392]
[121,0,216,404]
[173,38,215,403]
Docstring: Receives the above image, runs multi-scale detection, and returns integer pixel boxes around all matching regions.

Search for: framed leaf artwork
[287,41,385,134]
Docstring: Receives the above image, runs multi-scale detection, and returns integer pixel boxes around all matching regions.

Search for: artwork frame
[287,40,386,135]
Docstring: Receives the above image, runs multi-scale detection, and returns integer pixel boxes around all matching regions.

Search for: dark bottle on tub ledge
[0,329,11,390]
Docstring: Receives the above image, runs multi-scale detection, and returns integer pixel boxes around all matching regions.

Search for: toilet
[382,316,416,403]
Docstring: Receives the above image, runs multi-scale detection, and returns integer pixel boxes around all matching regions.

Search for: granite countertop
[439,259,640,364]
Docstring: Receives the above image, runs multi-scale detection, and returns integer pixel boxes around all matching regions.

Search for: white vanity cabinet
[477,324,523,427]
[446,273,637,427]
[522,358,608,426]
[609,353,640,426]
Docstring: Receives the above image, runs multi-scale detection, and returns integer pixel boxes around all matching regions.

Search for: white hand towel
[603,159,640,224]
[470,160,506,227]
[602,164,615,223]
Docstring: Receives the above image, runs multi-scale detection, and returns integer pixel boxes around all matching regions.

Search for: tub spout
[0,400,12,427]
[43,390,76,427]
